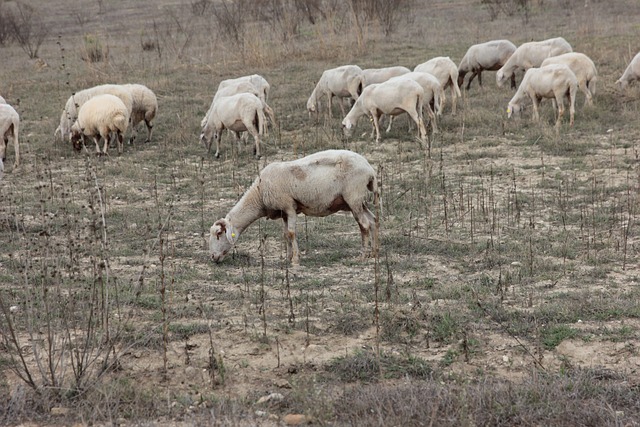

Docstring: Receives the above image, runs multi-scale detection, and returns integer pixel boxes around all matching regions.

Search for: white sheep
[362,66,411,86]
[496,37,573,88]
[217,74,270,103]
[0,104,20,168]
[458,40,517,89]
[122,84,158,143]
[616,52,640,89]
[202,79,277,133]
[414,57,462,114]
[0,95,6,104]
[200,93,267,159]
[307,65,365,119]
[541,52,597,106]
[342,77,427,144]
[507,64,577,128]
[55,84,134,143]
[386,71,443,133]
[209,149,378,265]
[70,94,130,155]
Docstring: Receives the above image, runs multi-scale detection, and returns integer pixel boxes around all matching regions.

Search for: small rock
[283,414,309,425]
[255,410,267,417]
[274,378,292,389]
[9,305,19,313]
[511,262,522,267]
[50,407,71,416]
[502,355,510,363]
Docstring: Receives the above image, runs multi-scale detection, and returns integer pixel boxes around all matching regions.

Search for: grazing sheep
[414,57,462,114]
[307,65,365,119]
[56,84,134,143]
[387,71,443,133]
[458,40,517,89]
[217,74,270,103]
[202,79,277,133]
[362,66,411,86]
[507,64,577,128]
[496,37,573,88]
[616,52,640,89]
[70,94,130,155]
[122,84,158,143]
[342,77,427,144]
[209,149,378,265]
[200,93,267,159]
[541,52,597,106]
[0,104,19,168]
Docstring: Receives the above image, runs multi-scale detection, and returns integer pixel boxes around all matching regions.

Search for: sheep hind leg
[283,210,300,265]
[352,207,376,259]
[145,118,153,143]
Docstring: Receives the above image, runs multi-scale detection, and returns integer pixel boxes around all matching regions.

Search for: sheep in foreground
[458,40,517,89]
[616,52,640,89]
[541,52,597,106]
[362,66,411,86]
[414,57,462,114]
[55,84,134,142]
[507,64,577,128]
[200,93,266,159]
[70,94,130,155]
[0,95,6,104]
[307,65,365,119]
[0,104,20,168]
[386,71,443,133]
[122,84,158,144]
[209,149,378,265]
[496,37,572,88]
[342,77,427,144]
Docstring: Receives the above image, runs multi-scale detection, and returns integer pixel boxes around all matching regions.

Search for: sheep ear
[225,224,239,245]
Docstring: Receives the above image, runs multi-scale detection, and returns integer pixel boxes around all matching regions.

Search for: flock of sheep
[1,36,640,265]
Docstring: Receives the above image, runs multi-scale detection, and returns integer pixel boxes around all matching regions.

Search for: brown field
[1,0,640,425]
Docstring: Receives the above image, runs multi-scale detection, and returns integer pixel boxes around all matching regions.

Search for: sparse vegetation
[0,0,639,425]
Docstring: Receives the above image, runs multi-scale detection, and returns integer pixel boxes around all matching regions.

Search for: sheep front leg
[371,112,382,143]
[554,93,565,128]
[282,217,293,262]
[214,130,223,158]
[116,131,124,154]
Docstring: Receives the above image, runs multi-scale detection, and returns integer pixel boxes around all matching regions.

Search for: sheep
[616,52,640,89]
[414,57,462,114]
[386,71,443,133]
[55,84,134,143]
[0,95,6,104]
[541,52,597,106]
[217,74,270,103]
[199,93,266,159]
[70,94,130,155]
[342,77,427,144]
[362,66,411,86]
[507,64,577,128]
[0,104,20,168]
[458,39,517,90]
[496,37,573,88]
[209,149,378,265]
[122,84,158,144]
[307,65,365,119]
[202,79,277,133]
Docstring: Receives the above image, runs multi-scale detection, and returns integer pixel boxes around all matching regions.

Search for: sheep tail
[588,76,597,96]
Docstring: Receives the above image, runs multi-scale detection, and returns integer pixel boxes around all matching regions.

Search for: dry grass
[1,0,640,425]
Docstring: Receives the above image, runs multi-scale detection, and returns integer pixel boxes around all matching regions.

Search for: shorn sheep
[217,74,270,103]
[342,77,427,145]
[70,94,130,155]
[122,84,158,143]
[386,71,443,133]
[507,64,577,128]
[496,37,573,88]
[0,103,20,169]
[209,149,378,265]
[200,93,267,159]
[307,65,365,119]
[616,52,640,89]
[55,84,134,143]
[541,52,597,106]
[362,66,411,86]
[458,40,517,89]
[414,57,462,114]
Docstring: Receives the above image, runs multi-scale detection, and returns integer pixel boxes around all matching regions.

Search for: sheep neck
[225,181,266,235]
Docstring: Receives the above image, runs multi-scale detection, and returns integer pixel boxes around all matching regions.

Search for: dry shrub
[6,1,49,59]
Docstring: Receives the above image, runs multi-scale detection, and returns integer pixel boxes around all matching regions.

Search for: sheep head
[341,117,355,138]
[69,123,84,151]
[506,103,521,119]
[496,70,507,88]
[209,218,239,263]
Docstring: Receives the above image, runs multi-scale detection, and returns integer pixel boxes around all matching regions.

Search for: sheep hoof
[214,152,221,159]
